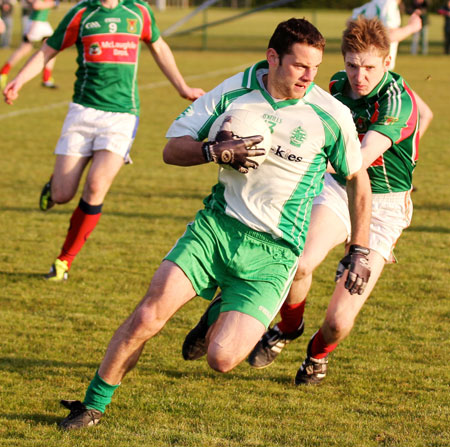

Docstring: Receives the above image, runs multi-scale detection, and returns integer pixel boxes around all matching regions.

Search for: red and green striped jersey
[46,0,160,115]
[329,70,419,193]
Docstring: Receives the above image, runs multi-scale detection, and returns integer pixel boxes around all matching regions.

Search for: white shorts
[55,103,139,162]
[25,20,53,42]
[314,173,413,262]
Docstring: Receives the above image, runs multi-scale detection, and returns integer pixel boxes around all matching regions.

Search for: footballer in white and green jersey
[46,0,160,115]
[167,60,363,256]
[329,69,419,194]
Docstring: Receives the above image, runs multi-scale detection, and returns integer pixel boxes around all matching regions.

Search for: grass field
[0,5,449,447]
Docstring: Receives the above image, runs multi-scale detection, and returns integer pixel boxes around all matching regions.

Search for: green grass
[0,6,449,447]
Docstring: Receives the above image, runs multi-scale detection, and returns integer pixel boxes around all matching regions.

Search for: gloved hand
[202,116,266,174]
[335,244,371,295]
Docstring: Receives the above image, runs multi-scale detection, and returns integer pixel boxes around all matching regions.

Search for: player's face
[344,49,390,98]
[267,43,323,100]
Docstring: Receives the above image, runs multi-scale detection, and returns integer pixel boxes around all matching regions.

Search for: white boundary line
[0,63,251,121]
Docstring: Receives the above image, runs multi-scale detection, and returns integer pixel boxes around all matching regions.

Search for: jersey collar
[242,60,315,110]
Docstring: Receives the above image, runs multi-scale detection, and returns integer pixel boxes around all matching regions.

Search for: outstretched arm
[146,37,205,101]
[337,167,372,295]
[388,11,422,42]
[32,0,57,10]
[3,42,58,105]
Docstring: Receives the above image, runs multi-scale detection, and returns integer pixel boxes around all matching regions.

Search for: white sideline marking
[0,64,250,121]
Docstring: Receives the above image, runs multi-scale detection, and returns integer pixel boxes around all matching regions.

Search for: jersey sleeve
[46,3,87,51]
[368,78,418,145]
[166,73,244,142]
[325,105,363,178]
[135,0,160,43]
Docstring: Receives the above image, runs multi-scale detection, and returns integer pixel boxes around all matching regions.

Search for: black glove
[335,244,371,295]
[202,116,266,174]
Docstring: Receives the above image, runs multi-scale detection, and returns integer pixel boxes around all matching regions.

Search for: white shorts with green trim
[55,103,139,163]
[314,173,413,262]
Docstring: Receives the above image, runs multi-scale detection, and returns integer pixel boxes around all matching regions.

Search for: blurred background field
[0,3,449,446]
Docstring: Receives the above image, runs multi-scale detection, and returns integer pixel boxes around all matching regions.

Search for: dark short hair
[268,18,326,61]
[342,17,390,59]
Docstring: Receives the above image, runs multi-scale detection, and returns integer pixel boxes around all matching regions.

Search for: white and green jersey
[167,61,362,255]
[46,0,160,115]
[352,0,401,69]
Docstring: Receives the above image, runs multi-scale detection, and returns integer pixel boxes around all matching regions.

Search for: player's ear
[383,55,392,71]
[266,48,280,67]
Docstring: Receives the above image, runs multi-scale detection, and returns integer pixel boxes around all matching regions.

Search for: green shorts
[164,208,298,328]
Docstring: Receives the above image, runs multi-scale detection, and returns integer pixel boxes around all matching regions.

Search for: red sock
[1,63,11,75]
[277,300,306,334]
[309,329,338,359]
[58,199,102,269]
[43,67,52,82]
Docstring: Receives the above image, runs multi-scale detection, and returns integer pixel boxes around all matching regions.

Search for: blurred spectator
[21,0,33,35]
[410,0,429,55]
[438,1,450,54]
[0,0,14,48]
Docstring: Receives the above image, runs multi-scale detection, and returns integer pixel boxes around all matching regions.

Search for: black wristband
[349,244,370,256]
[201,142,213,163]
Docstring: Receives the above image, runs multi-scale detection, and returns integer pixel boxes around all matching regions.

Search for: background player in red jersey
[248,17,420,384]
[3,0,205,282]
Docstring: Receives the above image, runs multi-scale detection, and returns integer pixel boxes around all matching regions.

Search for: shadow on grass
[158,366,293,385]
[0,412,61,427]
[406,225,450,234]
[0,271,47,280]
[0,356,98,372]
[0,206,192,221]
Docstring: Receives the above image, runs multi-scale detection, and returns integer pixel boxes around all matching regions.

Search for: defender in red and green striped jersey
[329,69,419,194]
[46,0,161,115]
[248,17,421,385]
[3,0,205,282]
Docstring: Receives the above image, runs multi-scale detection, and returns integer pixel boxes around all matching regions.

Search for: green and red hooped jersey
[46,0,160,115]
[329,70,419,194]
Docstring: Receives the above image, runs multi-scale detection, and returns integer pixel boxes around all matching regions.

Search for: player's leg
[207,311,265,372]
[42,46,57,88]
[248,203,348,368]
[49,150,124,275]
[0,41,33,87]
[46,106,137,280]
[59,260,198,430]
[295,251,385,385]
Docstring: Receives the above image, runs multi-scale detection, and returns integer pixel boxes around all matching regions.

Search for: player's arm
[146,37,205,101]
[388,11,422,42]
[32,0,57,10]
[412,89,433,138]
[336,167,372,295]
[164,127,264,174]
[359,130,392,169]
[3,42,58,105]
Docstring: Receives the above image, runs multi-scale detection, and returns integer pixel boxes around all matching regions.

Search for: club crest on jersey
[381,115,399,125]
[89,42,102,56]
[127,19,138,33]
[289,126,306,148]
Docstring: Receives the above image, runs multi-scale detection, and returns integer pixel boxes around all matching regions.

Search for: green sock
[83,371,120,413]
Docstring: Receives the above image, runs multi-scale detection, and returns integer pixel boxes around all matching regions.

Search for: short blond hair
[341,17,390,59]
